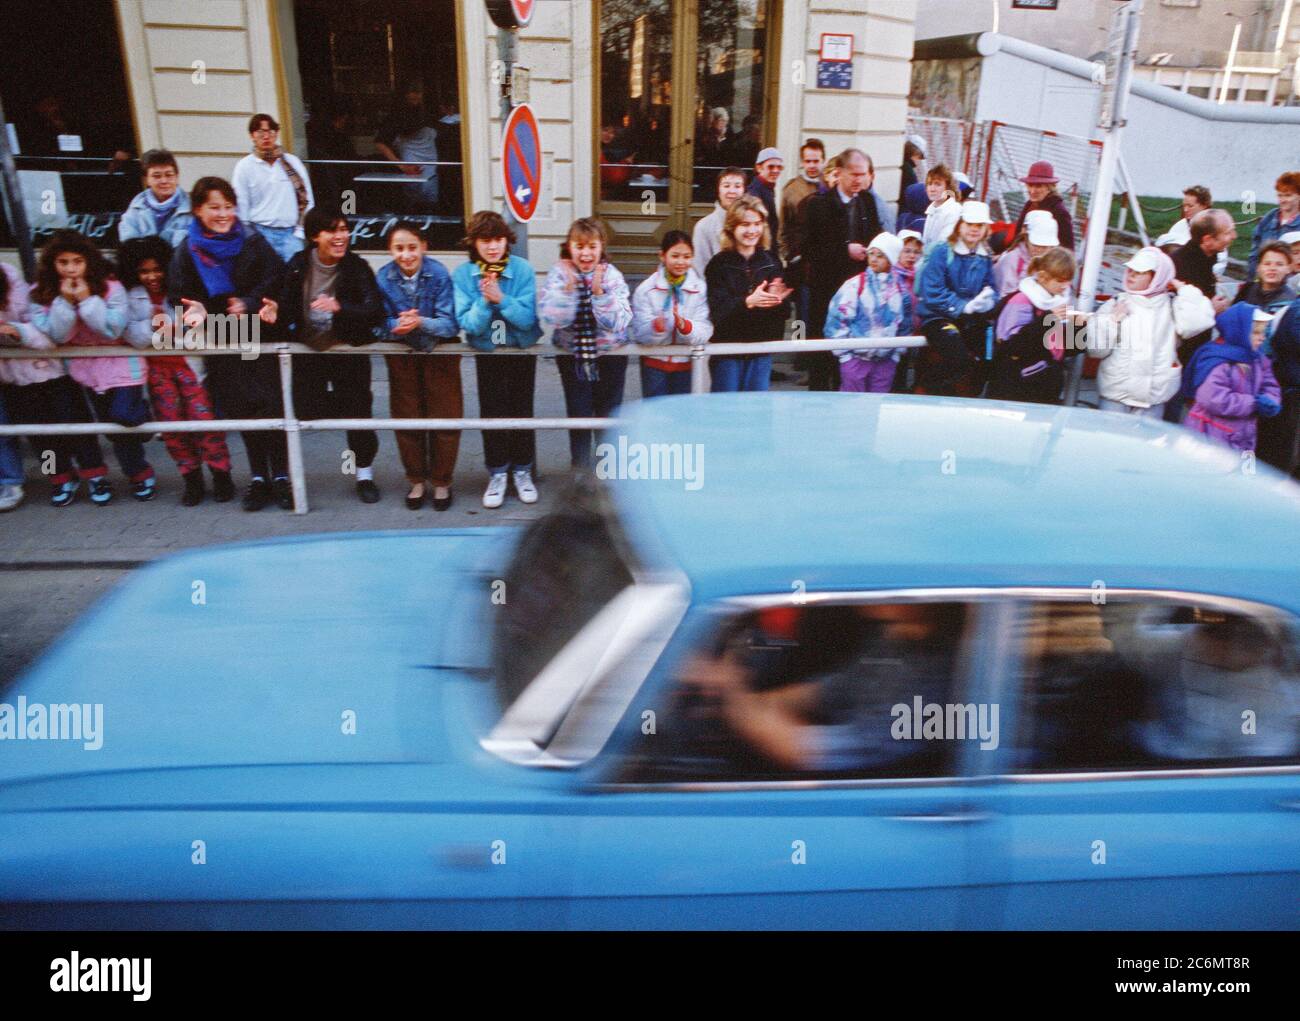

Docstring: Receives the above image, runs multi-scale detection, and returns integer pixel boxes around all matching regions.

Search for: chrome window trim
[598,585,1300,791]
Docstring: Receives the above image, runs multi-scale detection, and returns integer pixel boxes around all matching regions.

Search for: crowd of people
[2,113,1300,516]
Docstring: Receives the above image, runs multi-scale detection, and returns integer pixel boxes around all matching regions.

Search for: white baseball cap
[954,171,972,189]
[960,200,992,225]
[1280,231,1300,245]
[1024,209,1059,247]
[1253,308,1275,323]
[897,229,923,243]
[755,147,784,166]
[1124,249,1162,273]
[866,232,903,267]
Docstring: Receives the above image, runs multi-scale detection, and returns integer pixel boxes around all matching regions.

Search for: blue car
[3,394,1299,930]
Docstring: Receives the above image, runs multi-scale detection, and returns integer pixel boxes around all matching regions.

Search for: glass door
[596,0,776,276]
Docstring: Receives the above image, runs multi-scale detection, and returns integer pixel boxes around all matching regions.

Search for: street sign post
[502,104,541,224]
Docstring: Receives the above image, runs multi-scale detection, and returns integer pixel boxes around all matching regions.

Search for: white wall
[974,45,1300,200]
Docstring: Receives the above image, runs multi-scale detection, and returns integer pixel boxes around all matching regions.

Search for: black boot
[242,477,271,512]
[272,476,294,510]
[181,470,205,507]
[210,468,235,503]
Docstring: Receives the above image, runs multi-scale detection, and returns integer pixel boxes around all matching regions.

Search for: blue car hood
[0,529,511,787]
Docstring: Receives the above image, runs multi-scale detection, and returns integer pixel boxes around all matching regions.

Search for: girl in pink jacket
[30,231,156,502]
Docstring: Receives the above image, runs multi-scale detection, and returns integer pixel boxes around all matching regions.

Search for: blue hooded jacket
[1181,302,1259,401]
[896,183,929,234]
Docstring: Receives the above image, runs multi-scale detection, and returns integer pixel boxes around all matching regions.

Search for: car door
[975,590,1300,930]
[564,594,1009,930]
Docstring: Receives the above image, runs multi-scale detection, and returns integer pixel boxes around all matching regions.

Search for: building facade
[0,0,918,274]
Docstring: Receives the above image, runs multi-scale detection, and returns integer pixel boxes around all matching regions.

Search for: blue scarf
[144,190,181,233]
[187,217,245,298]
[1182,302,1260,400]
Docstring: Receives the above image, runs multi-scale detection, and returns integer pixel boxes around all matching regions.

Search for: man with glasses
[118,149,192,248]
[231,113,315,263]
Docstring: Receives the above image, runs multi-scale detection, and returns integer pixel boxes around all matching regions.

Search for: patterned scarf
[260,145,309,227]
[475,259,508,276]
[662,271,686,315]
[573,272,600,381]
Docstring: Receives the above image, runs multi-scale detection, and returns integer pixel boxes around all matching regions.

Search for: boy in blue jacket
[451,210,542,509]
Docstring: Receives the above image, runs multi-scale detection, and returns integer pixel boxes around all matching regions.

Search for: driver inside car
[676,603,965,775]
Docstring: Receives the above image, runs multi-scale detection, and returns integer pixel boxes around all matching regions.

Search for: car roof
[610,394,1300,608]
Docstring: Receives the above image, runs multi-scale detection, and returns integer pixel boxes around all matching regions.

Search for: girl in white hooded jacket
[1084,246,1215,418]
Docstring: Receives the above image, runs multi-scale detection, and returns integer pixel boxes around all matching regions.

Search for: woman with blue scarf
[168,177,288,511]
[1183,302,1282,453]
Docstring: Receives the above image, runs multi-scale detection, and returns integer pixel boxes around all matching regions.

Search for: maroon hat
[1019,160,1058,185]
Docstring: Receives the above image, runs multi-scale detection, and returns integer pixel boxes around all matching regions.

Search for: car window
[1008,597,1300,773]
[617,601,985,783]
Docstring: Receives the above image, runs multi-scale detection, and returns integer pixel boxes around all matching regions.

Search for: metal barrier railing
[0,336,926,513]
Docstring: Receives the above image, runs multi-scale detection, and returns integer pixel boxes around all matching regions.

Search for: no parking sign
[502,104,541,223]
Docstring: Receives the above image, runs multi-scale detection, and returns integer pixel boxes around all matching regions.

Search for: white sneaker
[512,468,538,504]
[483,472,508,508]
[0,483,23,512]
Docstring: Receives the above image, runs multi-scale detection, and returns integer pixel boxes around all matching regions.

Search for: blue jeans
[640,364,693,398]
[710,354,772,393]
[0,390,22,485]
[1099,397,1166,419]
[252,224,303,263]
[556,355,628,468]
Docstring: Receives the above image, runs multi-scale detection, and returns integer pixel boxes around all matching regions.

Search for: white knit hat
[866,232,903,267]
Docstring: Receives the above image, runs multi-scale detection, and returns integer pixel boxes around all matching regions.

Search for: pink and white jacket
[0,264,63,387]
[32,279,144,393]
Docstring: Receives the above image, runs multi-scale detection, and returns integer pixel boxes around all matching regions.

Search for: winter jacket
[451,255,542,352]
[168,224,285,318]
[746,177,779,252]
[539,261,632,353]
[1086,284,1215,408]
[118,189,193,247]
[1248,207,1300,278]
[33,279,143,393]
[824,268,912,362]
[1186,357,1281,452]
[993,243,1033,297]
[863,187,896,235]
[920,196,961,253]
[990,278,1070,403]
[705,248,789,343]
[1268,296,1300,390]
[692,204,727,278]
[803,188,883,310]
[374,256,457,351]
[0,264,63,387]
[1233,280,1296,318]
[631,266,712,367]
[274,249,384,346]
[1013,191,1075,250]
[779,176,820,262]
[896,182,929,234]
[124,285,205,377]
[916,240,996,324]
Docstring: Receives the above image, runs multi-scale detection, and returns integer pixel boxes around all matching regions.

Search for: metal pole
[1118,155,1149,245]
[1067,0,1142,407]
[277,345,309,514]
[0,93,36,280]
[499,27,528,259]
[690,344,709,394]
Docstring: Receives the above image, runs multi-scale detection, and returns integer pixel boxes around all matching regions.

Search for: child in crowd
[263,205,384,505]
[539,216,632,468]
[121,236,233,505]
[0,262,109,508]
[453,211,542,508]
[1183,303,1281,452]
[1259,291,1300,474]
[170,176,286,511]
[993,210,1060,297]
[1234,241,1297,316]
[118,148,192,247]
[31,230,156,503]
[375,221,461,511]
[692,167,748,276]
[1085,247,1215,419]
[825,232,912,393]
[895,229,924,333]
[915,201,997,396]
[632,230,712,398]
[1281,231,1300,292]
[704,195,791,393]
[989,246,1075,404]
[920,165,962,255]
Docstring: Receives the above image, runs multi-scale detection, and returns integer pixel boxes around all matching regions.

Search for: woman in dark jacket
[169,176,287,511]
[705,195,792,392]
[1012,161,1076,251]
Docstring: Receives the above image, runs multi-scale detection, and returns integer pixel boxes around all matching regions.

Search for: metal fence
[0,336,926,513]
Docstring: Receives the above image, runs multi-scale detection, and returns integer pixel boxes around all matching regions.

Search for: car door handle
[887,810,991,824]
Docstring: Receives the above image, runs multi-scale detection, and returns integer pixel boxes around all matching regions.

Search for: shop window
[0,0,137,248]
[288,0,464,250]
